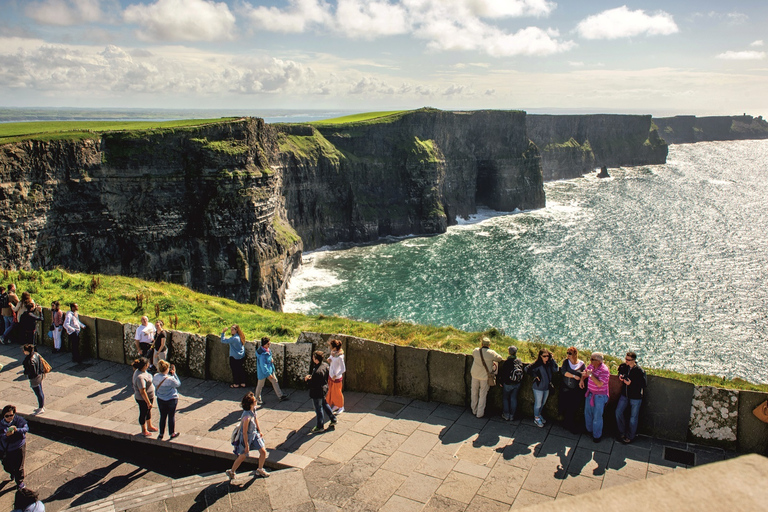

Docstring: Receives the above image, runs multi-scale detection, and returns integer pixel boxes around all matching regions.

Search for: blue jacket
[256,345,275,380]
[526,358,559,391]
[0,414,28,453]
[221,332,245,359]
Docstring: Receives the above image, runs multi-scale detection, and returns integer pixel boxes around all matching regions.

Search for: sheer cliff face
[527,114,668,181]
[653,115,768,144]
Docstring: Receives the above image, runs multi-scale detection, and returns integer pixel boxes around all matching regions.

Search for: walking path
[0,343,738,511]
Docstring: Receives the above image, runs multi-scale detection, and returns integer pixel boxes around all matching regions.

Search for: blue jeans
[615,395,642,440]
[32,385,44,408]
[502,383,521,418]
[584,393,608,439]
[2,316,15,340]
[312,397,336,429]
[532,388,549,419]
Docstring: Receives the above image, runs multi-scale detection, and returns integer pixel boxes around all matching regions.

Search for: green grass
[311,111,408,126]
[0,118,239,145]
[4,268,765,391]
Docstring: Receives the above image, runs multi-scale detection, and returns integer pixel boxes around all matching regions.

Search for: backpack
[230,423,241,445]
[510,359,524,384]
[0,292,8,309]
[36,354,52,374]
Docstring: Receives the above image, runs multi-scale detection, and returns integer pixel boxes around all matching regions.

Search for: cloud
[576,6,678,40]
[25,0,107,26]
[716,51,766,61]
[242,0,332,34]
[750,40,764,47]
[333,0,409,39]
[123,0,236,42]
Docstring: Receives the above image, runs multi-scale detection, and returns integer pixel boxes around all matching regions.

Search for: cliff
[653,115,768,144]
[526,114,668,181]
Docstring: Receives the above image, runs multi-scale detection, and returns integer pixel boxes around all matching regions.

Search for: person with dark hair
[1,284,19,344]
[498,346,524,421]
[1,405,29,489]
[326,339,345,414]
[17,297,43,347]
[22,345,46,415]
[254,336,287,403]
[50,301,64,353]
[526,348,559,427]
[63,303,85,363]
[131,357,157,436]
[615,351,647,444]
[559,347,586,434]
[227,392,269,481]
[221,325,248,388]
[151,320,167,372]
[153,360,180,440]
[13,487,44,512]
[305,351,337,433]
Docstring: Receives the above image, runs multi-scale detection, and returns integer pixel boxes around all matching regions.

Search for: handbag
[479,348,496,386]
[753,400,768,423]
[38,354,52,374]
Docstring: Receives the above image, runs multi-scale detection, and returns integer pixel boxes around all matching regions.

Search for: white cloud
[716,50,766,61]
[123,0,236,42]
[242,0,332,34]
[25,0,107,26]
[576,6,678,40]
[333,0,410,39]
[750,40,764,47]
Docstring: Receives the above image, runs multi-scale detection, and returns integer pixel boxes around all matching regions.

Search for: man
[615,351,647,444]
[1,284,19,344]
[498,345,524,421]
[134,316,156,358]
[63,303,86,363]
[469,337,504,419]
[304,350,337,433]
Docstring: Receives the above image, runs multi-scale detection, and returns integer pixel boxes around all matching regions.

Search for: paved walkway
[0,343,737,511]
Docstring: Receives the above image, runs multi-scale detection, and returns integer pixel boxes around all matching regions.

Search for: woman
[221,325,247,388]
[151,320,167,371]
[63,303,85,363]
[582,352,610,442]
[559,347,586,434]
[1,405,29,489]
[525,348,558,428]
[131,357,158,436]
[22,345,45,415]
[326,339,346,414]
[51,301,64,353]
[152,359,181,440]
[12,487,45,512]
[305,351,337,432]
[15,295,41,346]
[254,337,287,403]
[227,392,269,480]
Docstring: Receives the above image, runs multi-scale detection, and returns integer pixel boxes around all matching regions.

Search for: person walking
[326,339,345,414]
[131,357,158,436]
[22,345,46,415]
[559,347,586,434]
[51,301,65,353]
[470,337,504,419]
[151,320,167,372]
[582,352,610,442]
[498,346,524,421]
[152,360,181,440]
[254,336,287,403]
[63,303,85,363]
[1,405,29,489]
[526,348,559,427]
[615,351,647,444]
[134,316,155,359]
[1,284,19,344]
[227,391,269,481]
[305,351,337,433]
[221,325,248,388]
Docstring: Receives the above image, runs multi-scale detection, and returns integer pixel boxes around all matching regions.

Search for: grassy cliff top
[0,118,239,145]
[310,110,411,127]
[4,268,765,391]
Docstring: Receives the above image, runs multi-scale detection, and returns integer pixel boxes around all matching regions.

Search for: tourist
[582,352,610,442]
[151,320,167,371]
[469,337,504,419]
[559,347,586,434]
[152,359,180,440]
[50,301,64,353]
[63,303,85,363]
[12,487,45,512]
[326,338,346,414]
[615,351,647,444]
[22,345,46,415]
[1,284,19,344]
[526,348,559,427]
[221,325,248,388]
[131,357,158,436]
[1,405,29,489]
[498,345,524,421]
[134,316,156,359]
[254,336,287,403]
[305,350,337,432]
[227,391,269,480]
[17,297,43,346]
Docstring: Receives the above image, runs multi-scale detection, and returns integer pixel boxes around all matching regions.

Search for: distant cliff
[527,114,668,181]
[653,115,768,144]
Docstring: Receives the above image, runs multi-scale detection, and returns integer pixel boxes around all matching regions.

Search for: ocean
[284,140,768,383]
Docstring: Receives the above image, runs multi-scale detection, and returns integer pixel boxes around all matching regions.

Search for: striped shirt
[585,363,610,396]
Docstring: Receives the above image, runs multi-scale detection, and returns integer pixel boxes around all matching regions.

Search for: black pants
[2,444,26,485]
[158,397,178,436]
[559,386,584,434]
[137,398,153,425]
[70,331,81,362]
[229,356,247,385]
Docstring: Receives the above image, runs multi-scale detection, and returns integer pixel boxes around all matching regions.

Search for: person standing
[615,351,647,444]
[221,325,248,388]
[559,347,586,434]
[1,284,19,344]
[17,298,42,347]
[153,360,181,440]
[1,405,29,489]
[326,339,346,414]
[582,352,610,442]
[526,349,559,427]
[470,337,504,419]
[305,351,337,433]
[51,301,65,353]
[22,345,46,415]
[498,346,524,421]
[227,392,269,480]
[131,357,158,436]
[134,316,155,359]
[63,303,85,363]
[151,320,167,371]
[254,337,287,402]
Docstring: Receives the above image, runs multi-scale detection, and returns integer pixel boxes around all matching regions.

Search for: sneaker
[310,426,324,433]
[534,417,544,428]
[541,417,547,424]
[33,407,45,415]
[335,407,344,414]
[501,413,510,421]
[279,395,289,402]
[256,468,270,478]
[225,469,235,480]
[170,432,180,440]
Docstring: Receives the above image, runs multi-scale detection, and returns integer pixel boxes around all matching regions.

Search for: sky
[0,0,767,116]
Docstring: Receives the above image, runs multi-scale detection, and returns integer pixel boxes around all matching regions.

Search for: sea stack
[597,165,610,178]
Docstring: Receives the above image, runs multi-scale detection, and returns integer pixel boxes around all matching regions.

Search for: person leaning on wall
[615,351,647,444]
[469,337,503,419]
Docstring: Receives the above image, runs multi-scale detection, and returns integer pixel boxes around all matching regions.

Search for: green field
[311,110,408,126]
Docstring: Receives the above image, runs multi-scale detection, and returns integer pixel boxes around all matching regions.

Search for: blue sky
[1,0,766,115]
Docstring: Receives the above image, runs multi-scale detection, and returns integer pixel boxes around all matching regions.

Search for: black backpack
[510,359,524,384]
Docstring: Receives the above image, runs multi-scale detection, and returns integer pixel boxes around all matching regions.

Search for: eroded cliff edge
[653,114,768,144]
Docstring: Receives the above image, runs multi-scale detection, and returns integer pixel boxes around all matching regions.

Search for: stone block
[284,342,313,388]
[640,375,694,442]
[270,342,286,384]
[78,314,97,360]
[187,334,206,379]
[297,331,330,352]
[345,336,395,395]
[394,345,430,401]
[95,318,126,364]
[40,307,53,348]
[123,323,139,364]
[429,350,467,406]
[243,339,258,386]
[738,390,768,454]
[206,333,232,383]
[689,385,739,449]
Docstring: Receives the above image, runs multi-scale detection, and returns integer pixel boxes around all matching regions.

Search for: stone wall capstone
[394,345,429,401]
[123,323,139,364]
[284,342,313,388]
[187,334,206,379]
[345,337,395,395]
[429,350,466,406]
[168,330,189,375]
[207,334,233,383]
[78,314,97,360]
[270,342,286,384]
[95,318,126,364]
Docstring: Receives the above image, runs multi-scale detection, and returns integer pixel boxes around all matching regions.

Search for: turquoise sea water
[285,140,768,382]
